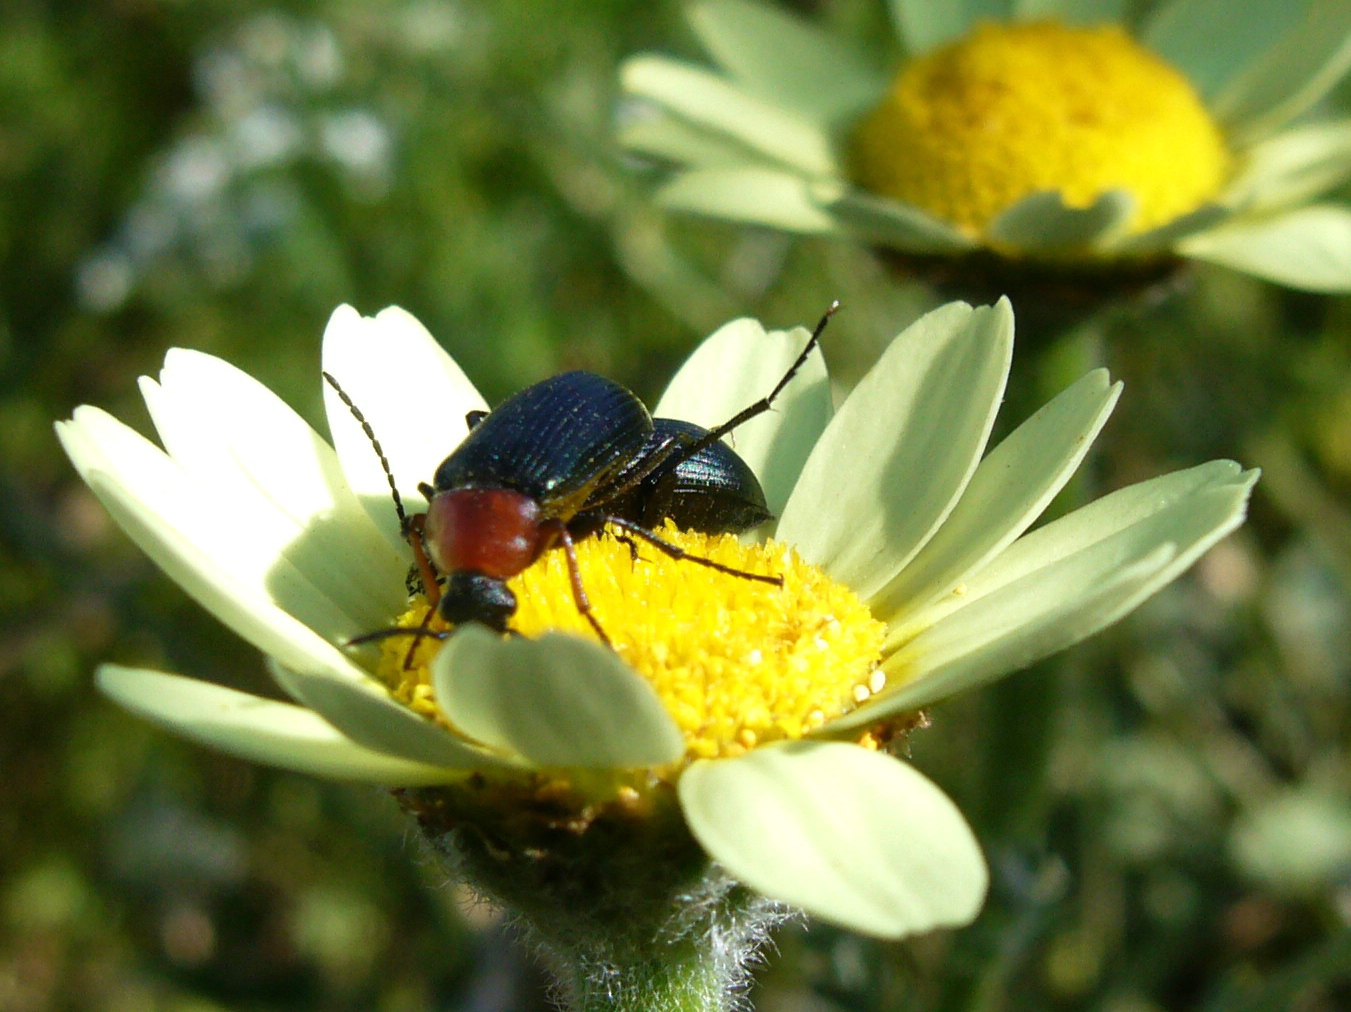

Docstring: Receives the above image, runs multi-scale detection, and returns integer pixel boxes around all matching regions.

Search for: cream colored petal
[1143,0,1300,100]
[618,112,777,170]
[987,190,1135,251]
[98,666,461,785]
[687,0,886,125]
[680,741,987,938]
[834,462,1257,724]
[777,301,1013,601]
[1105,204,1233,256]
[142,349,405,631]
[659,167,840,235]
[1180,204,1351,293]
[1223,120,1351,213]
[57,409,364,656]
[321,305,488,553]
[621,55,838,177]
[903,460,1256,634]
[266,658,509,770]
[1014,0,1126,22]
[871,370,1121,625]
[654,316,832,517]
[818,185,976,253]
[1213,0,1351,144]
[888,0,1007,52]
[431,627,684,769]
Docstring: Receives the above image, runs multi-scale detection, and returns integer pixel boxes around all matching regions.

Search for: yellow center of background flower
[851,21,1230,240]
[379,524,887,762]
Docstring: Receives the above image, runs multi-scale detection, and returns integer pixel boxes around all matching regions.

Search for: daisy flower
[619,0,1351,292]
[57,301,1253,943]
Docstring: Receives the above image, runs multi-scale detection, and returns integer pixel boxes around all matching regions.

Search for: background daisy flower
[57,302,1254,944]
[620,0,1351,292]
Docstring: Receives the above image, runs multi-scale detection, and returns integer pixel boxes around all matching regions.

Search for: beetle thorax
[424,488,546,579]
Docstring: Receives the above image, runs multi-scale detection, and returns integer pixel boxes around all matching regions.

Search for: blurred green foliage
[2,1,1349,1011]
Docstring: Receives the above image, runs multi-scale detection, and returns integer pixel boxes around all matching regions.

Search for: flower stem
[396,780,790,1012]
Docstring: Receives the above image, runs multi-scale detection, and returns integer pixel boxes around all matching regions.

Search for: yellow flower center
[377,524,887,763]
[851,21,1230,240]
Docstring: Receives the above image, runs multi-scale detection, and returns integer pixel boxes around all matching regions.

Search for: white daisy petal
[854,545,1180,723]
[321,305,488,553]
[618,113,777,171]
[987,189,1135,251]
[889,0,1010,53]
[1142,0,1301,101]
[142,349,406,631]
[1213,0,1351,143]
[679,741,987,938]
[266,658,508,770]
[57,410,364,658]
[1224,120,1351,213]
[432,627,685,768]
[98,666,461,785]
[1103,203,1232,255]
[1179,204,1351,293]
[910,460,1256,630]
[655,318,831,517]
[819,185,977,253]
[845,463,1257,721]
[621,55,838,177]
[687,0,886,125]
[658,167,840,235]
[871,370,1121,624]
[777,301,1013,600]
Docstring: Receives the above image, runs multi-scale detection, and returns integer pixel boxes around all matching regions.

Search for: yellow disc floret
[377,523,887,764]
[851,21,1230,241]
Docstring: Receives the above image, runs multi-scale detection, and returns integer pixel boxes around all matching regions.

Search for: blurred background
[3,1,1349,1010]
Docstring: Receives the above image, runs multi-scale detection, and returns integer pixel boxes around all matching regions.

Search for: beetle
[327,302,836,646]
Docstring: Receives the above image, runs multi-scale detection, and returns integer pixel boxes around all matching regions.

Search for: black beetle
[327,302,835,645]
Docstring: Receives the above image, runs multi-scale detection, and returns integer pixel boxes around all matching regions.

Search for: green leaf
[680,741,987,938]
[777,300,1013,601]
[98,666,462,785]
[687,0,886,124]
[432,627,685,768]
[1179,204,1351,292]
[986,189,1135,251]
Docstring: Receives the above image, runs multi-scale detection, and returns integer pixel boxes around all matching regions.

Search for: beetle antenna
[322,371,409,533]
[649,300,840,472]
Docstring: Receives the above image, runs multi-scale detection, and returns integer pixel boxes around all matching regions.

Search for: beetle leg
[406,513,443,608]
[541,518,613,647]
[583,514,784,587]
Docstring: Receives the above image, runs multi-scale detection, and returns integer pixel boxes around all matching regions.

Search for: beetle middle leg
[540,519,613,646]
[582,514,784,587]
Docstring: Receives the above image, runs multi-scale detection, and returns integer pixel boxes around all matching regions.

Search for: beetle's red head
[423,488,545,579]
